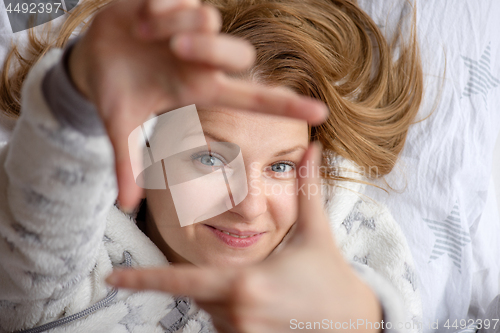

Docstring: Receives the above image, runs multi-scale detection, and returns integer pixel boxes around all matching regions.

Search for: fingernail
[314,101,329,120]
[149,0,181,14]
[116,200,134,215]
[321,104,329,118]
[171,35,192,55]
[122,207,135,215]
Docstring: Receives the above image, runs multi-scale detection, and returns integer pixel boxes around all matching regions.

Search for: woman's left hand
[105,143,382,333]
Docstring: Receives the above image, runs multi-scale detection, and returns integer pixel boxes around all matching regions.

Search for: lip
[204,224,264,236]
[203,224,265,248]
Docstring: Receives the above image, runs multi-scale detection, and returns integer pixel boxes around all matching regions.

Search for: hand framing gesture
[106,143,382,333]
[68,0,328,211]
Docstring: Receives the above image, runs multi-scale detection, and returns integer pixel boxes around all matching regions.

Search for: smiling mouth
[204,224,265,247]
[205,225,261,238]
[217,230,257,238]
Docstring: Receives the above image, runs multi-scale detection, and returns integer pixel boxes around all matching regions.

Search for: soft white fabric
[356,1,500,331]
[324,152,422,329]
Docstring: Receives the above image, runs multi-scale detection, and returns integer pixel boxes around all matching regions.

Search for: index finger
[207,75,329,126]
[289,142,332,244]
[106,266,233,302]
[100,102,146,212]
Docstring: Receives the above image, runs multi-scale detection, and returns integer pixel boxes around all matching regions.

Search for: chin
[198,252,267,268]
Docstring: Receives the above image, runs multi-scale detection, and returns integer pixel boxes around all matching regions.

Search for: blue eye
[271,162,294,173]
[191,152,226,167]
[200,154,223,167]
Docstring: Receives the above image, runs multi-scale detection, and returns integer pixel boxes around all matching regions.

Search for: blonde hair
[0,0,423,185]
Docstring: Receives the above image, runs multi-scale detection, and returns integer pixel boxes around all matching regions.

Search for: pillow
[357,0,500,330]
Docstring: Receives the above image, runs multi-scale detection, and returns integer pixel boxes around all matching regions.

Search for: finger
[106,266,234,302]
[170,32,256,72]
[207,76,329,126]
[211,318,237,333]
[289,141,331,243]
[266,222,297,258]
[136,5,221,40]
[104,114,144,212]
[192,303,239,333]
[139,0,198,19]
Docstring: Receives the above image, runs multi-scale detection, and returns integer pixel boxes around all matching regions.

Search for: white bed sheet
[357,0,500,331]
[493,133,500,234]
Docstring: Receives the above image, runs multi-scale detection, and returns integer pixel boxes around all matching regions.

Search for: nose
[228,177,267,222]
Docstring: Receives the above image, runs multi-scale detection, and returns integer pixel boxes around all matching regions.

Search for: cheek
[146,189,193,242]
[146,188,179,227]
[146,189,197,253]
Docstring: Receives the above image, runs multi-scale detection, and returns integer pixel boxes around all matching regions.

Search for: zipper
[14,251,132,333]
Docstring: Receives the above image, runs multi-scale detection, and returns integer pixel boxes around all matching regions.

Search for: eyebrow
[273,145,307,157]
[202,130,307,158]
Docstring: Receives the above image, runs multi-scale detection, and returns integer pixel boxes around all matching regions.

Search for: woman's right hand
[67,0,328,211]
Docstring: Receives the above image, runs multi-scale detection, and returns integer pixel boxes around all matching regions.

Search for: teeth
[220,230,256,238]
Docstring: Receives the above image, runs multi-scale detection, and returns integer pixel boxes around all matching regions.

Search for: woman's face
[145,107,309,267]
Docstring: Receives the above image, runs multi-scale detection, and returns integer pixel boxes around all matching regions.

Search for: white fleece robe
[0,46,422,333]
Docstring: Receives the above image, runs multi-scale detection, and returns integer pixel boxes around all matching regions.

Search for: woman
[0,0,423,332]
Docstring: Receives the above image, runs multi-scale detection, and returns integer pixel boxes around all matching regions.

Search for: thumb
[104,110,144,212]
[289,141,331,245]
[106,265,234,302]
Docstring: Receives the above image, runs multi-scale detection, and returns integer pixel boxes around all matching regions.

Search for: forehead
[197,107,308,146]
